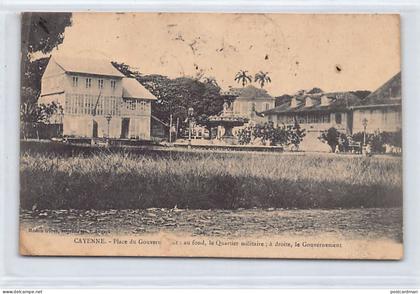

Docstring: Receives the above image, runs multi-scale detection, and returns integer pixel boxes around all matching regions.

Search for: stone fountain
[208,90,249,145]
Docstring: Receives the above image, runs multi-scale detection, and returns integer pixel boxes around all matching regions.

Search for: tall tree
[21,13,73,104]
[275,94,292,107]
[21,12,72,58]
[234,70,252,87]
[112,62,225,128]
[202,76,219,88]
[254,71,271,88]
[21,57,50,104]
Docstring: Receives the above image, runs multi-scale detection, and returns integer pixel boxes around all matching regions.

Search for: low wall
[174,142,283,152]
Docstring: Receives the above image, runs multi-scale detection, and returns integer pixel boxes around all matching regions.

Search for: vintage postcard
[19,12,402,259]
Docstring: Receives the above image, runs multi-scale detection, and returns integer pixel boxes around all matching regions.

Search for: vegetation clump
[237,121,305,149]
[319,127,402,153]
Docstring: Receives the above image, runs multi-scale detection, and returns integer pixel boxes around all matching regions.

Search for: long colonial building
[262,72,402,151]
[39,56,157,140]
[263,89,361,151]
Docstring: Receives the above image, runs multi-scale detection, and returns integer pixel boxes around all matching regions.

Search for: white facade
[352,106,401,134]
[230,85,275,124]
[39,56,156,140]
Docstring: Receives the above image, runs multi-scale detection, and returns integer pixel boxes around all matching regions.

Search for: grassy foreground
[20,145,402,210]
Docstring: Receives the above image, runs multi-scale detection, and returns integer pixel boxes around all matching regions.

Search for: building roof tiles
[263,91,361,115]
[351,71,401,108]
[53,55,125,78]
[122,78,157,100]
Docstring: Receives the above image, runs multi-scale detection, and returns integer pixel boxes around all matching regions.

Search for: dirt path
[20,207,402,242]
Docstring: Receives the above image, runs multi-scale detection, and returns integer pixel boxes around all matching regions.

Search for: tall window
[265,103,270,110]
[322,113,331,123]
[110,80,116,90]
[98,79,104,89]
[297,115,306,124]
[86,78,92,88]
[72,76,78,87]
[335,113,342,124]
[139,101,147,111]
[249,102,256,111]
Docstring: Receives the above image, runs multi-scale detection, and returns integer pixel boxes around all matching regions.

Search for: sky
[49,13,401,96]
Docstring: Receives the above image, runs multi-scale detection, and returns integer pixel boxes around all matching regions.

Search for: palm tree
[254,71,272,88]
[234,70,252,87]
[202,76,219,88]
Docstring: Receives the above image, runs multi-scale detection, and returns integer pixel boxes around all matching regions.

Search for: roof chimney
[305,96,314,107]
[290,97,298,108]
[321,95,332,106]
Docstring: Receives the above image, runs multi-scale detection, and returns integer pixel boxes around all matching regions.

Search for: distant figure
[223,101,233,114]
[223,101,229,112]
[366,144,372,156]
[362,144,372,156]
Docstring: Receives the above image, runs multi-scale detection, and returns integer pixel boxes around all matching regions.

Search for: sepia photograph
[19,12,402,259]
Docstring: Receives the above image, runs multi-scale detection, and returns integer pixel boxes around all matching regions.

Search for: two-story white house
[229,85,275,123]
[39,56,157,140]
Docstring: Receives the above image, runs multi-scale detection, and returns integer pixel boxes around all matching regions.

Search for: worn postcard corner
[19,12,402,259]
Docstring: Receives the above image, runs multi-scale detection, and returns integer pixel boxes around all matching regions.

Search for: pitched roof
[352,71,401,108]
[52,55,125,77]
[122,78,157,100]
[228,85,274,101]
[263,91,361,115]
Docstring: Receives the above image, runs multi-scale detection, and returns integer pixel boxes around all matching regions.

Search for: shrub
[318,127,340,152]
[237,121,306,148]
[351,130,402,154]
[287,120,306,150]
[20,101,63,139]
[385,130,402,148]
[338,133,350,152]
[319,127,354,153]
[237,126,253,145]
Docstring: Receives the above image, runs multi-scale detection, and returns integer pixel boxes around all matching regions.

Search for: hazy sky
[50,13,400,96]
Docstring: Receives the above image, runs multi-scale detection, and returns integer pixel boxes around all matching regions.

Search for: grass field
[20,142,403,210]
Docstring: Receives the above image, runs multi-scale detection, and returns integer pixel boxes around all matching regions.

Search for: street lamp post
[187,107,194,149]
[362,118,368,155]
[105,113,112,143]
